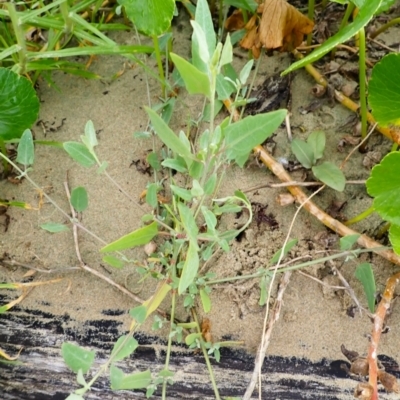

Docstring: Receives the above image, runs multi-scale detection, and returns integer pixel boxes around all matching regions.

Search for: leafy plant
[291,130,346,191]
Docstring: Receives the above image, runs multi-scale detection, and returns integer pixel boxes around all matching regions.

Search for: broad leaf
[40,222,69,233]
[312,162,346,192]
[118,0,174,36]
[389,224,400,255]
[178,203,199,245]
[366,152,400,225]
[369,53,400,126]
[111,335,138,361]
[170,53,211,98]
[62,342,95,374]
[110,366,151,390]
[225,110,287,167]
[200,288,211,313]
[282,0,382,75]
[307,131,325,161]
[0,68,40,141]
[340,234,360,251]
[100,222,158,252]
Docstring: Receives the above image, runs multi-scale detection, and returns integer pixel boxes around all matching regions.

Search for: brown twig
[367,271,400,399]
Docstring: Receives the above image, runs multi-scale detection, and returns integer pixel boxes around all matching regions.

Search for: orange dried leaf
[225,9,246,31]
[258,0,314,51]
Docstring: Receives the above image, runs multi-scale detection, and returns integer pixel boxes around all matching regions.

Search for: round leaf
[118,0,174,36]
[0,68,40,140]
[367,152,400,225]
[369,53,400,125]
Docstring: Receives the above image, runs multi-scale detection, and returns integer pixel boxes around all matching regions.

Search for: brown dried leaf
[378,370,400,393]
[258,0,314,51]
[225,9,246,31]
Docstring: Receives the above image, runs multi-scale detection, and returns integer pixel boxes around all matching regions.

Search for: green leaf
[366,152,400,225]
[291,139,315,168]
[220,34,233,68]
[239,59,254,85]
[118,0,174,36]
[145,107,193,164]
[170,185,193,201]
[340,234,361,251]
[178,241,199,295]
[185,332,202,346]
[369,53,400,126]
[129,305,147,324]
[66,395,85,400]
[110,366,151,390]
[201,206,217,231]
[70,187,88,212]
[200,288,211,313]
[147,152,161,171]
[216,73,235,100]
[191,20,210,65]
[225,110,287,167]
[307,131,325,161]
[16,129,34,166]
[355,262,376,313]
[204,173,217,195]
[81,120,98,152]
[192,0,216,73]
[389,224,400,255]
[270,239,298,264]
[40,222,69,233]
[102,255,124,269]
[282,0,382,75]
[312,162,346,191]
[146,183,158,208]
[111,335,138,361]
[0,68,40,141]
[178,203,199,245]
[223,0,258,12]
[170,53,211,98]
[376,0,397,14]
[62,342,95,374]
[100,221,158,252]
[162,157,187,173]
[63,142,96,168]
[191,179,204,197]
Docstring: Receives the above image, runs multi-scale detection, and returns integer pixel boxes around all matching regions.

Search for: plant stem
[191,310,221,400]
[7,3,27,74]
[152,34,166,98]
[358,27,368,143]
[60,1,73,37]
[331,2,354,58]
[369,16,400,39]
[345,204,374,226]
[307,0,315,48]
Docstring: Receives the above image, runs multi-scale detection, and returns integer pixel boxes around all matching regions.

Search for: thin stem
[345,205,375,226]
[0,138,10,175]
[59,1,73,37]
[7,3,27,74]
[369,16,400,39]
[358,27,368,142]
[152,34,166,98]
[191,310,221,400]
[307,0,315,48]
[331,2,355,58]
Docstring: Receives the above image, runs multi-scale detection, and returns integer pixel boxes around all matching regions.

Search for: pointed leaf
[178,203,199,245]
[178,241,199,295]
[340,234,361,251]
[291,139,315,168]
[111,335,138,361]
[70,187,88,212]
[16,129,34,166]
[170,53,211,98]
[355,262,376,313]
[100,222,158,252]
[62,342,95,374]
[63,142,96,168]
[40,222,69,233]
[283,0,382,75]
[307,131,325,161]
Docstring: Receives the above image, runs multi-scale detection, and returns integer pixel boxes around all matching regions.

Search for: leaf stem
[7,3,27,74]
[358,27,368,143]
[369,16,400,39]
[152,34,166,98]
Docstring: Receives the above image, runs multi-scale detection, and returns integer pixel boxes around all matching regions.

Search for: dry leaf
[239,0,314,57]
[225,9,246,31]
[259,0,314,50]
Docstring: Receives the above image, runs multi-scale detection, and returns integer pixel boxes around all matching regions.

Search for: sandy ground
[1,3,400,399]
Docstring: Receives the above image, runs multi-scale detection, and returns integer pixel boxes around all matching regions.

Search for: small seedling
[291,130,345,191]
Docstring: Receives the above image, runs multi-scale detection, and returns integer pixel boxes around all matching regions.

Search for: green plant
[291,130,346,191]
